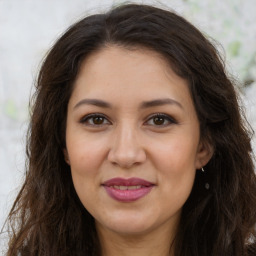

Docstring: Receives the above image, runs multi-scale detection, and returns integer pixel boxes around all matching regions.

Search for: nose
[107,124,146,168]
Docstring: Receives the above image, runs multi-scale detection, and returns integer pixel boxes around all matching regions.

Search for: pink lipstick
[102,178,154,202]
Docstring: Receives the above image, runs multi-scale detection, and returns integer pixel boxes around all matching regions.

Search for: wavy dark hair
[3,3,256,256]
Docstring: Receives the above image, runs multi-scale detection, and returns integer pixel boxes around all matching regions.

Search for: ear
[63,148,70,165]
[195,140,214,169]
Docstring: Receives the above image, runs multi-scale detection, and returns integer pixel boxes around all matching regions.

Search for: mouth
[108,185,147,190]
[102,177,155,202]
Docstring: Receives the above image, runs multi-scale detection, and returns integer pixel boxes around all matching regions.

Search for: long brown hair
[3,4,256,256]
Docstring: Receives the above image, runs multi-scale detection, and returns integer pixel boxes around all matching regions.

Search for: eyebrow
[73,98,183,110]
[74,99,112,109]
[140,98,183,109]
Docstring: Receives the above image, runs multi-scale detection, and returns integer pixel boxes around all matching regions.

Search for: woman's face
[65,46,211,238]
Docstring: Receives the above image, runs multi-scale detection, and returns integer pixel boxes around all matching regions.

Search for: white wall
[1,0,256,254]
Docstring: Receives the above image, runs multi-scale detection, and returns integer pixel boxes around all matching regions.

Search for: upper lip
[102,177,154,187]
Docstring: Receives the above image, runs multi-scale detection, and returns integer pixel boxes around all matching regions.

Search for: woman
[5,3,256,256]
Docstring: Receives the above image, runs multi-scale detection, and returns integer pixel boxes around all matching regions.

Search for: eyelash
[79,113,177,127]
[146,113,177,126]
[80,113,111,126]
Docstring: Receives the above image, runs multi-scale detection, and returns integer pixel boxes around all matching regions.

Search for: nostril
[107,147,146,168]
[107,129,146,167]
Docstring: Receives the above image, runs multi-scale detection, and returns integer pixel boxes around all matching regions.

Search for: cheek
[66,139,106,209]
[66,136,106,178]
[151,136,198,172]
[150,135,198,198]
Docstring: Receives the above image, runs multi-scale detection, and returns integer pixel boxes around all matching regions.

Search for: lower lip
[103,186,154,202]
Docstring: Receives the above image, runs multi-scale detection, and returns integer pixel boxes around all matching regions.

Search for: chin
[104,223,153,237]
[95,211,163,237]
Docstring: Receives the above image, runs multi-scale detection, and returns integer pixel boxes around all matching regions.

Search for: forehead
[69,46,192,109]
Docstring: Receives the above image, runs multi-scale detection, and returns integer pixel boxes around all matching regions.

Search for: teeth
[128,186,138,190]
[111,185,142,190]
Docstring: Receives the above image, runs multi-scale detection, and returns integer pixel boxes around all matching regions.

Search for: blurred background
[0,0,255,253]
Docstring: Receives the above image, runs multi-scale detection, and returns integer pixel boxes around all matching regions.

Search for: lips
[102,178,155,202]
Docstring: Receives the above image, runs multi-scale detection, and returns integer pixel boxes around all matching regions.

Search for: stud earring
[201,167,210,190]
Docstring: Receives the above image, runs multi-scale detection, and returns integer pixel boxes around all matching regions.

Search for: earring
[201,167,210,190]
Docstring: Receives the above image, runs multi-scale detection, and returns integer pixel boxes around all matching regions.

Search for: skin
[65,46,212,256]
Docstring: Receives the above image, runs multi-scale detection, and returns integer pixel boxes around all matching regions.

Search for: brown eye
[92,116,104,125]
[153,116,165,125]
[80,114,111,126]
[146,113,177,127]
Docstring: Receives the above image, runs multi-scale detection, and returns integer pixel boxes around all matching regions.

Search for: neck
[96,222,177,256]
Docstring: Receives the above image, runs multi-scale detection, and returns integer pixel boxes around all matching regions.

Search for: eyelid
[79,112,177,127]
[80,113,112,126]
[144,113,177,126]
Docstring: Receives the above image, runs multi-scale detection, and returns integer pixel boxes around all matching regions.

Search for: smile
[102,178,155,202]
[110,185,144,190]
